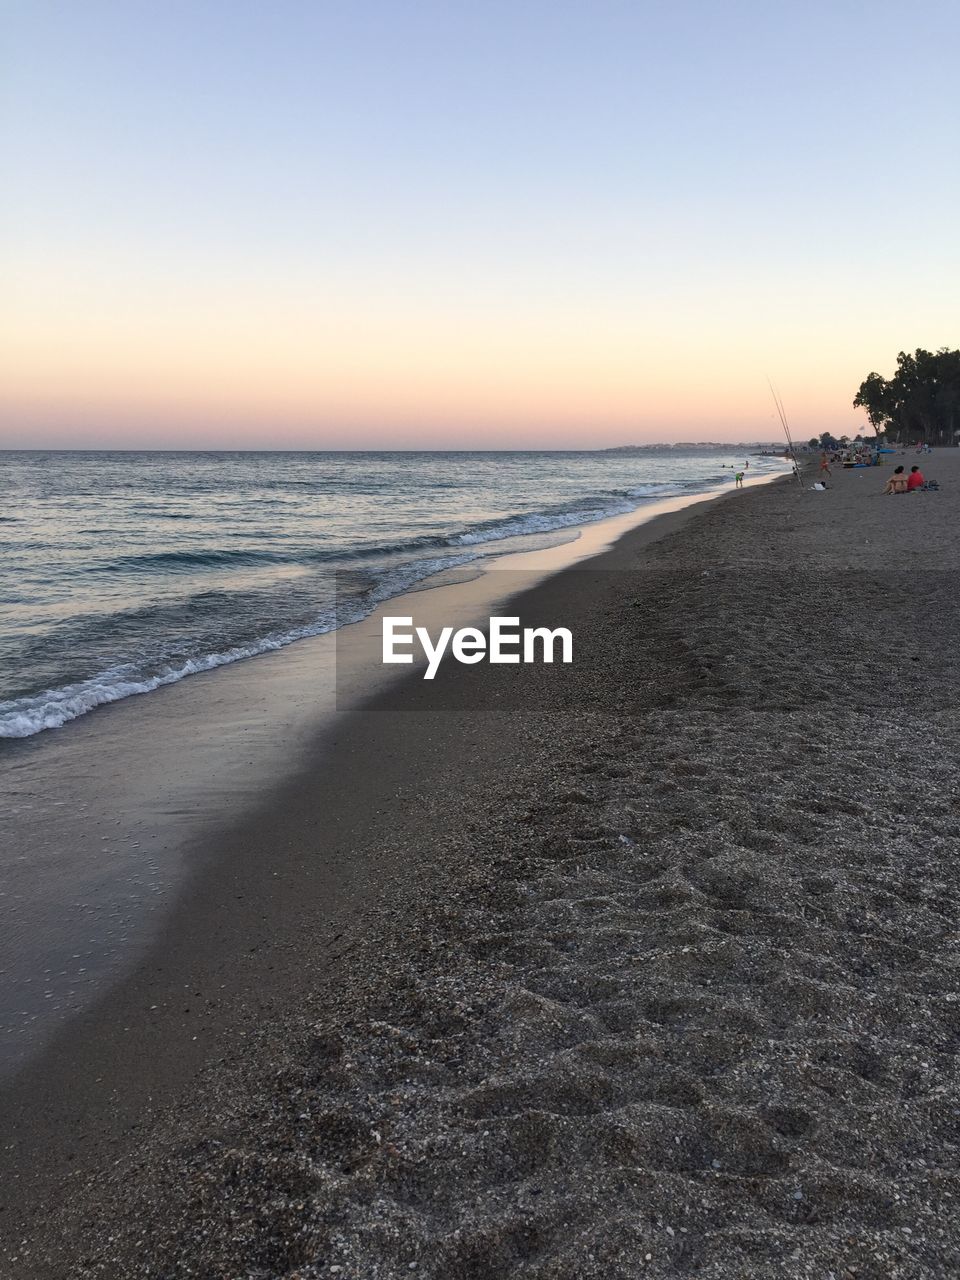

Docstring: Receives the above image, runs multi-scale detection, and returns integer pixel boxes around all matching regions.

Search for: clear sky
[2,0,957,449]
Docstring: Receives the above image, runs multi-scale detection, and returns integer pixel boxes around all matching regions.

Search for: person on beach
[883,465,908,495]
[734,470,744,488]
[820,452,832,478]
[907,465,925,491]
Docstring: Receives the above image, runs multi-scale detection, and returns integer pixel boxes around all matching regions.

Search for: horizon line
[0,441,785,455]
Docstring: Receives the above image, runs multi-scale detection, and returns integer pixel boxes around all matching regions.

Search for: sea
[0,448,784,738]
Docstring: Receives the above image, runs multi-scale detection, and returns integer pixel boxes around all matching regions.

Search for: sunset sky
[2,0,957,449]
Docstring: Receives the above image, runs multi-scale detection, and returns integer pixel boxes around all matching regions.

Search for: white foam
[0,552,478,739]
[0,473,764,739]
[0,642,295,738]
[450,488,682,547]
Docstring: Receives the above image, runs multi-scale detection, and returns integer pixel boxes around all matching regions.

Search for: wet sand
[3,455,959,1278]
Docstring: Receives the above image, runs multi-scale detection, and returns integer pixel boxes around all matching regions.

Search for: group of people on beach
[883,464,929,495]
[817,445,938,496]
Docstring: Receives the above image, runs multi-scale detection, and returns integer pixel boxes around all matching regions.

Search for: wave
[0,473,741,739]
[450,485,686,546]
[0,550,477,739]
[0,648,293,739]
[88,484,690,577]
[97,547,296,573]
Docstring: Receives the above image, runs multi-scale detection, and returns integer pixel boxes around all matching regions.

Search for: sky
[2,0,958,450]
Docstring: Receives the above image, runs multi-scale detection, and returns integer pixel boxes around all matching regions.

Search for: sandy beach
[2,453,959,1279]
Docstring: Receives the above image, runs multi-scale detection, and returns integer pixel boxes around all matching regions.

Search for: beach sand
[2,453,959,1278]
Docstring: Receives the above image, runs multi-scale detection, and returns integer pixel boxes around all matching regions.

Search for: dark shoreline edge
[0,482,758,1237]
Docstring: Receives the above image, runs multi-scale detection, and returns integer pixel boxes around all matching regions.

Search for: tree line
[854,348,960,445]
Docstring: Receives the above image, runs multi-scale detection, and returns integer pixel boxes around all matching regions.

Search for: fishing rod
[767,378,806,491]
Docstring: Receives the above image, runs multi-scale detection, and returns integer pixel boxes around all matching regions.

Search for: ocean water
[0,448,783,737]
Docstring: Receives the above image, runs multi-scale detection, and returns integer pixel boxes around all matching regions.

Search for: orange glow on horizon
[0,284,895,448]
[4,3,956,452]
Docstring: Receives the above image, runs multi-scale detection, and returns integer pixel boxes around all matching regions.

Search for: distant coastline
[599,440,783,452]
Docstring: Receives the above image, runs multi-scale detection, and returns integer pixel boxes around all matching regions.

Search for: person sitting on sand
[883,465,908,495]
[907,465,925,492]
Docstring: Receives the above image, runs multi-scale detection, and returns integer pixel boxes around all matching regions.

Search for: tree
[854,349,960,445]
[808,437,819,448]
[853,371,893,439]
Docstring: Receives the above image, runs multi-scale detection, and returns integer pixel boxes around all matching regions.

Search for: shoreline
[0,479,766,1205]
[2,457,782,744]
[0,469,784,1080]
[6,455,960,1277]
